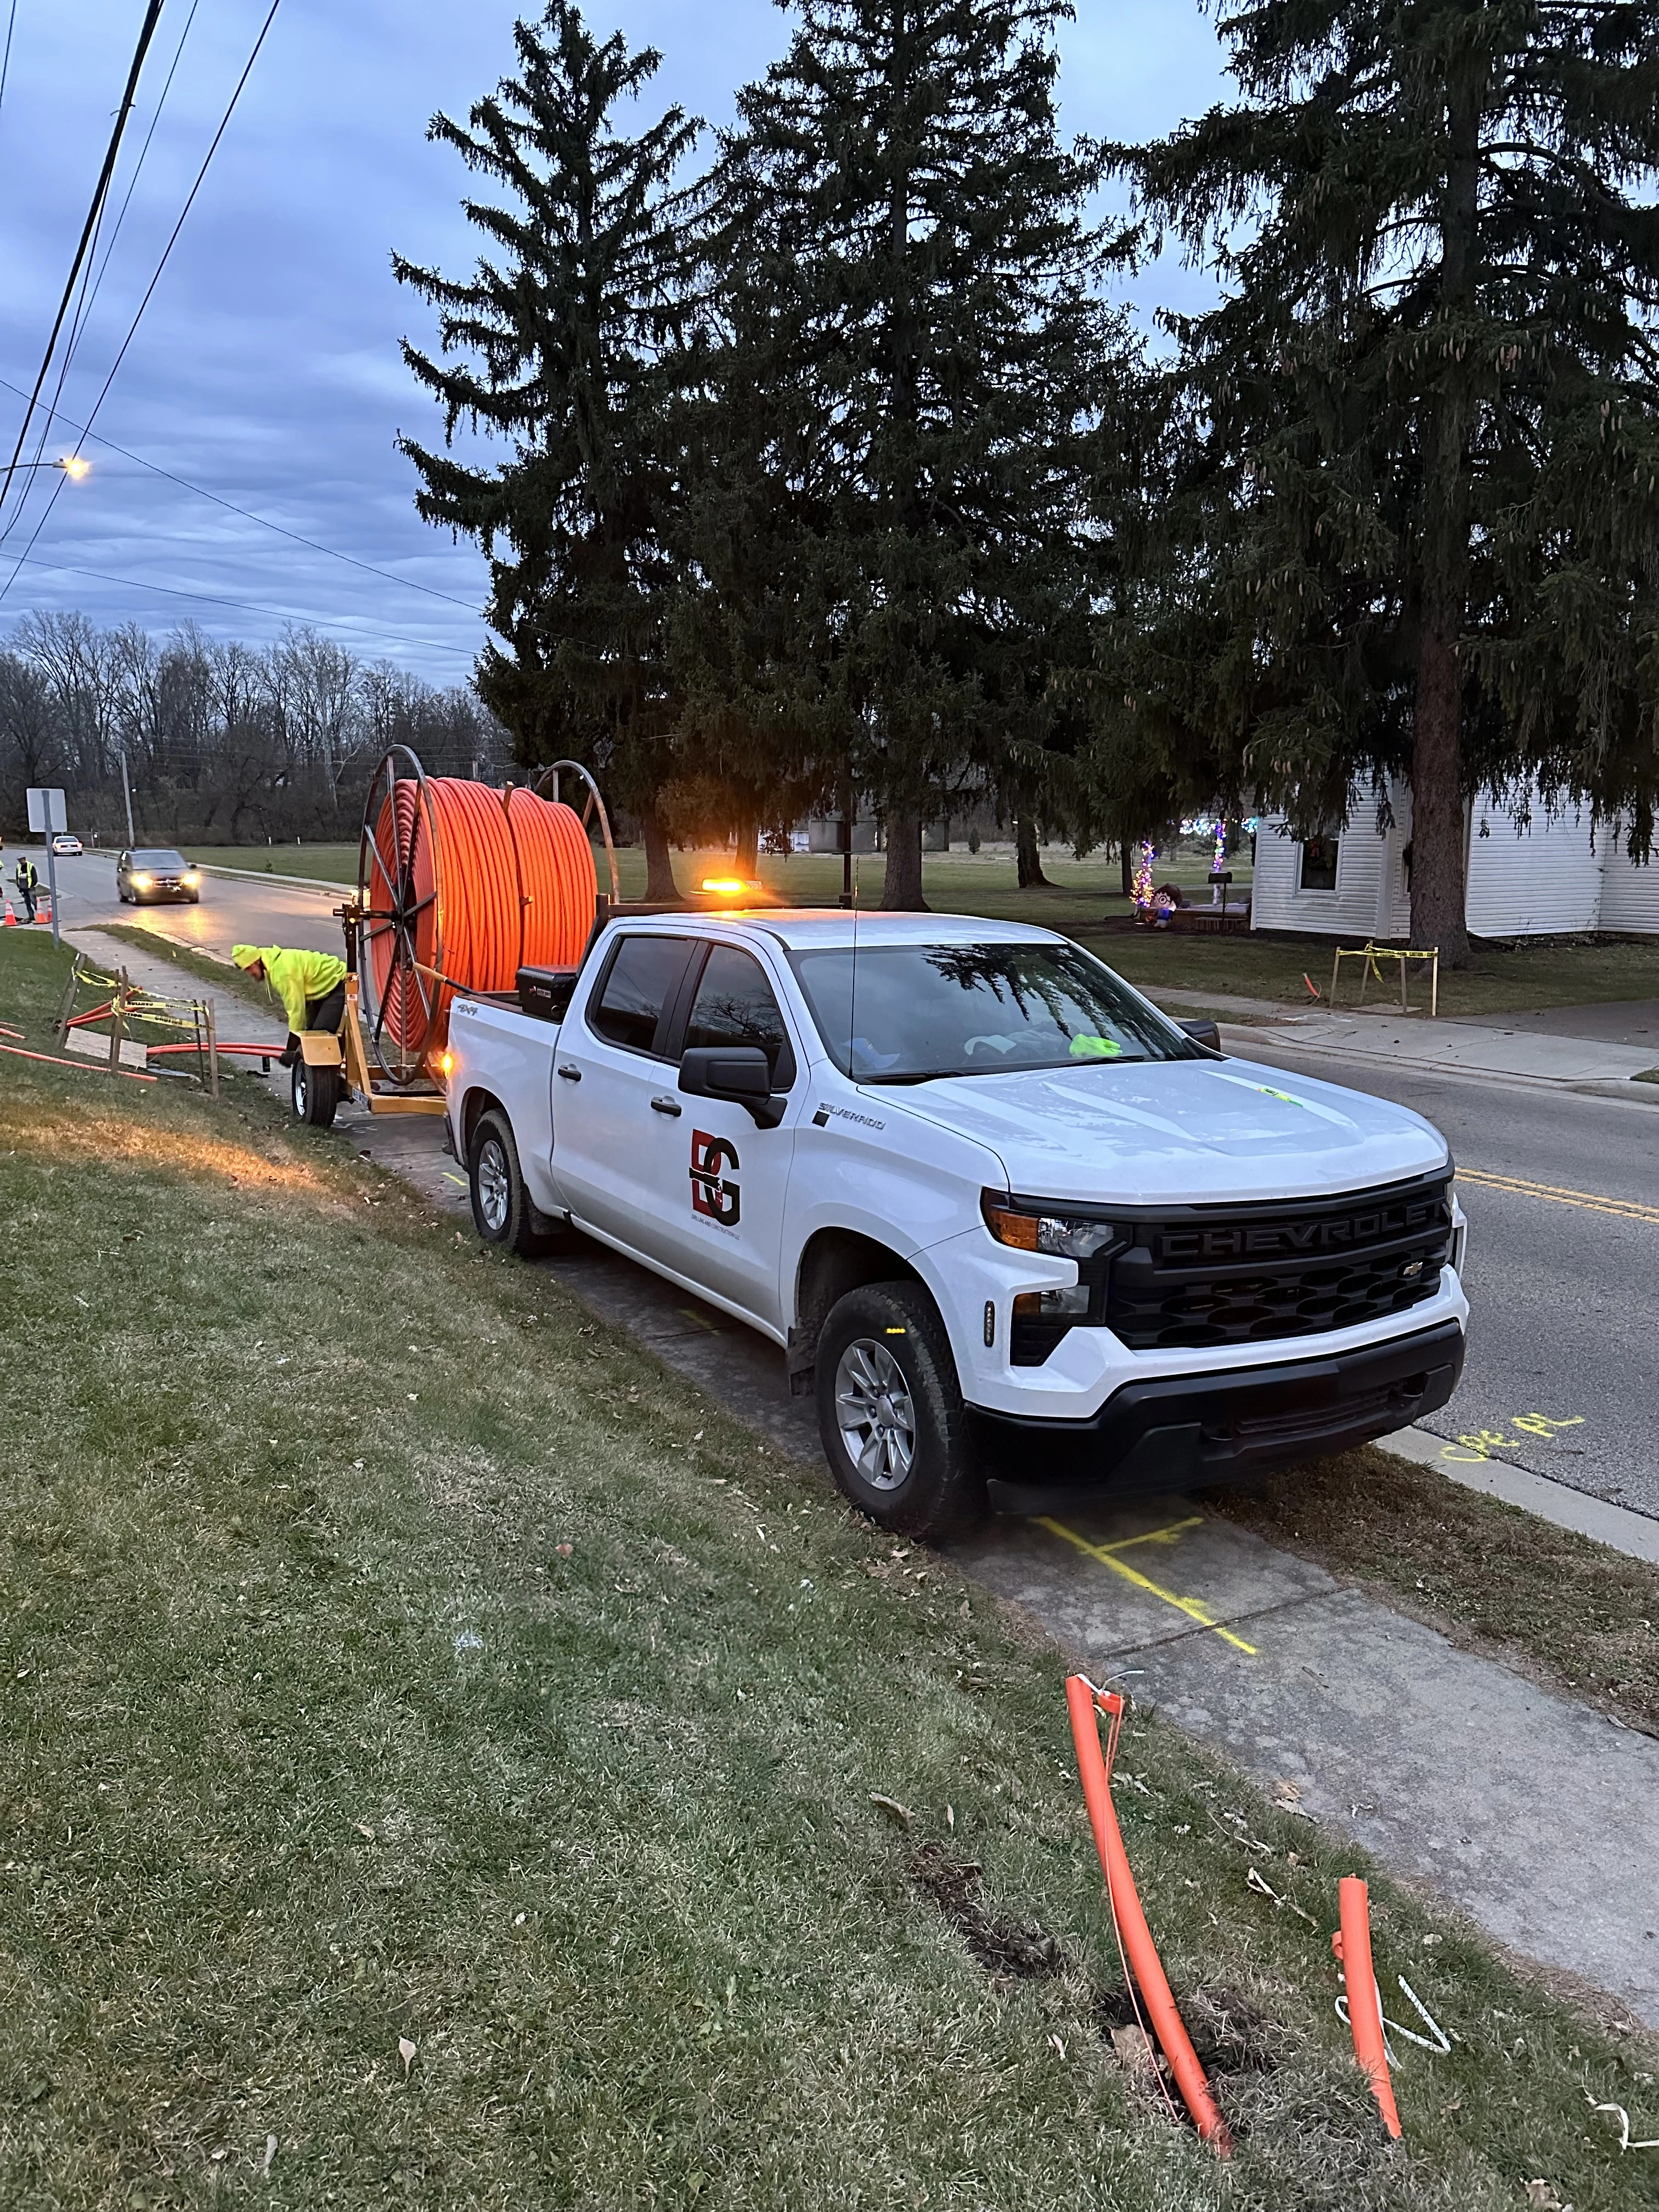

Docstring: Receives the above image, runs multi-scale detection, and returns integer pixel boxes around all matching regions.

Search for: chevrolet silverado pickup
[443,911,1468,1538]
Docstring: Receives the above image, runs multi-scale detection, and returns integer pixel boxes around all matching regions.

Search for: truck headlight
[981,1193,1120,1260]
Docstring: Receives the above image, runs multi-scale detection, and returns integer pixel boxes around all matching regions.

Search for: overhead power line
[1,2,205,548]
[0,373,482,612]
[11,549,479,663]
[0,0,284,607]
[0,1,19,133]
[0,0,166,526]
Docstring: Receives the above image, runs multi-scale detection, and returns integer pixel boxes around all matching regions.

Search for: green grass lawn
[3,926,1656,2210]
[188,844,361,885]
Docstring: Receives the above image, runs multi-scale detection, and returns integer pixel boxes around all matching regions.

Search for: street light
[12,456,90,479]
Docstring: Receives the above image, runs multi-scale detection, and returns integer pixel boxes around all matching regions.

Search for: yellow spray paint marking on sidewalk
[1457,1169,1659,1228]
[1037,1516,1259,1656]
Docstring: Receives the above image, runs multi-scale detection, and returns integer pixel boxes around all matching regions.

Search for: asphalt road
[6,841,349,958]
[16,839,1657,1518]
[1235,1033,1659,1520]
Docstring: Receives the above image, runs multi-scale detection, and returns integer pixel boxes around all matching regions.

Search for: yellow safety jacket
[236,944,348,1033]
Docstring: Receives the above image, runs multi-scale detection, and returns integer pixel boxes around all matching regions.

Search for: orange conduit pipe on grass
[1334,1877,1402,2138]
[364,777,596,1069]
[1065,1674,1232,2153]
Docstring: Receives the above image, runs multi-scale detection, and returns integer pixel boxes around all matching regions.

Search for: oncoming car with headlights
[442,912,1469,1539]
[116,847,201,904]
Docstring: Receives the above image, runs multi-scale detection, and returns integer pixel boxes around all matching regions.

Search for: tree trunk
[641,807,679,902]
[1015,814,1049,889]
[1409,605,1469,963]
[1119,839,1133,899]
[1407,53,1481,968]
[881,804,928,910]
[735,817,759,876]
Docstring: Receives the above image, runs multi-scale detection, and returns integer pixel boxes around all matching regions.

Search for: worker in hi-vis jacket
[232,944,348,1068]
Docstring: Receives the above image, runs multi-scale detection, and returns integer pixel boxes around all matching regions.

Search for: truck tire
[291,1057,341,1129]
[469,1107,561,1259]
[815,1282,985,1542]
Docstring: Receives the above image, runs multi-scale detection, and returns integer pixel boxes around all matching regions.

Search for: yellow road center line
[441,1171,467,1188]
[1458,1169,1659,1226]
[1037,1516,1259,1656]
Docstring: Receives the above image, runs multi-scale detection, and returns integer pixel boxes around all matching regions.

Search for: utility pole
[119,748,136,844]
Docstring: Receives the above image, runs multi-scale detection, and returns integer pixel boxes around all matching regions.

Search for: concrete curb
[1378,1424,1659,1566]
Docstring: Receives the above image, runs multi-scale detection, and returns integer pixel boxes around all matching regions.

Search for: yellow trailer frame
[297,975,448,1116]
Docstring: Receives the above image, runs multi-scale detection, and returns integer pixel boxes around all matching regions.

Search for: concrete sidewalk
[1223,1008,1659,1089]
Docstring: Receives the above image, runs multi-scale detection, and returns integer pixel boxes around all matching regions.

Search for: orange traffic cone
[2,900,16,927]
[34,899,50,926]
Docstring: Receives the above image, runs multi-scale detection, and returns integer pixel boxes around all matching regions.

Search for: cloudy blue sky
[0,1,1229,685]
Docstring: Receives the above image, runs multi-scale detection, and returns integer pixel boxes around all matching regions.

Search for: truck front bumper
[968,1318,1465,1515]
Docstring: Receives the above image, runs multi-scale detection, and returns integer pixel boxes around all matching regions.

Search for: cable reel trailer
[290,746,619,1128]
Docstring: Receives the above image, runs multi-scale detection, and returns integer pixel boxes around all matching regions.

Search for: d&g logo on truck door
[690,1129,741,1226]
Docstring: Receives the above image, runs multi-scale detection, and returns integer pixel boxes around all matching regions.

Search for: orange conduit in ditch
[0,1040,156,1082]
[1065,1675,1233,2153]
[365,778,596,1068]
[1334,1877,1402,2138]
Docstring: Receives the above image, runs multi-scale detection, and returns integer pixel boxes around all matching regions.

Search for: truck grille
[1009,1171,1453,1365]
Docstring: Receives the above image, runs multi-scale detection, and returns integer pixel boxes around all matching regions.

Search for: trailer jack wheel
[292,1057,341,1129]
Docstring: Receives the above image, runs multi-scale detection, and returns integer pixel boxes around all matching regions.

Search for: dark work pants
[16,880,36,921]
[304,984,347,1035]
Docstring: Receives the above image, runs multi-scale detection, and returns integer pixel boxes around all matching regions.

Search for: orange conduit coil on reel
[359,747,597,1084]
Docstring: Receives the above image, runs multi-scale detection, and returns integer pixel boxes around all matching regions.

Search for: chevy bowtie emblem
[1400,1259,1424,1278]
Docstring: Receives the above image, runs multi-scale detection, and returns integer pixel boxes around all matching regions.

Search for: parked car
[116,847,201,904]
[50,833,83,856]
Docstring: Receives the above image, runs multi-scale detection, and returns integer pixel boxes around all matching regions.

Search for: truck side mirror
[1176,1017,1223,1054]
[679,1044,786,1128]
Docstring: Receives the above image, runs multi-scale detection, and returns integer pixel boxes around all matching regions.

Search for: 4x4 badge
[691,1130,741,1226]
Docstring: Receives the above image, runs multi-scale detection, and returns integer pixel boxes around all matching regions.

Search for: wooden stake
[206,1001,221,1100]
[108,969,129,1075]
[52,951,84,1043]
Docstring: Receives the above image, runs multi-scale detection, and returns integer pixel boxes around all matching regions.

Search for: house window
[1299,835,1340,891]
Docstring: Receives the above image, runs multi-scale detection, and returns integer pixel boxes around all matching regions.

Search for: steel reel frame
[357,744,443,1087]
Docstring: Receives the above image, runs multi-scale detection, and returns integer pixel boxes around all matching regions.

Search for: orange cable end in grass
[1065,1675,1232,2154]
[1334,1877,1402,2139]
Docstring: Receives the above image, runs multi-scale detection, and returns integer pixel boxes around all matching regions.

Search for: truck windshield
[788,941,1201,1082]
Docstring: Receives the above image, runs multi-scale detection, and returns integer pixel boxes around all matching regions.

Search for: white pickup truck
[443,910,1468,1538]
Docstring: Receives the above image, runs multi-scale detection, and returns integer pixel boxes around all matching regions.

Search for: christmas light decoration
[1133,840,1156,910]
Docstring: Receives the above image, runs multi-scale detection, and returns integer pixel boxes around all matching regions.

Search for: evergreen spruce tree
[394,2,698,899]
[1115,2,1659,962]
[710,0,1125,908]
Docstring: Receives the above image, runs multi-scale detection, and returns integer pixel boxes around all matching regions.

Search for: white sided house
[1251,781,1659,941]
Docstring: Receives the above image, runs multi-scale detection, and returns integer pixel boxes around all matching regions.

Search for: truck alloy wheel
[814,1283,984,1541]
[467,1107,565,1258]
[833,1340,916,1490]
[476,1133,512,1236]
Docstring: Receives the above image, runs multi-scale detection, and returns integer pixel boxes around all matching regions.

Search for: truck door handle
[557,1065,582,1082]
[650,1095,682,1117]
